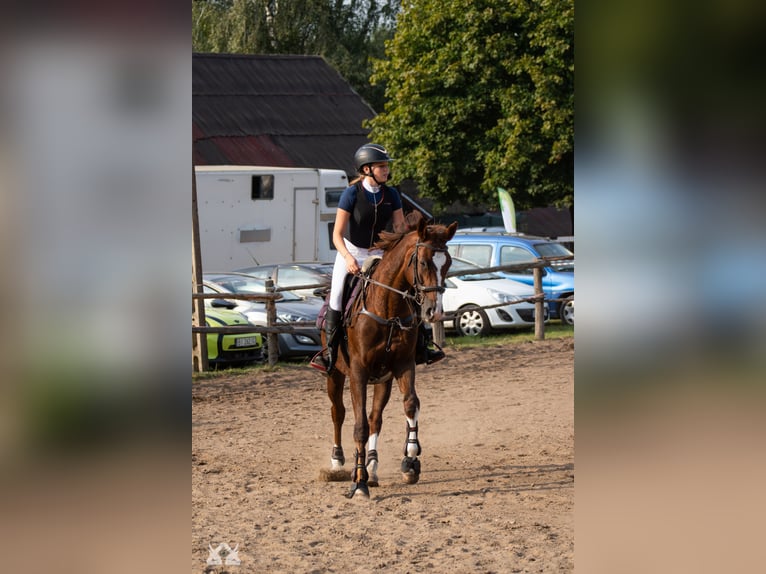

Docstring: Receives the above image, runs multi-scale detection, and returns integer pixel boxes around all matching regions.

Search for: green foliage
[367,0,573,211]
[192,0,400,112]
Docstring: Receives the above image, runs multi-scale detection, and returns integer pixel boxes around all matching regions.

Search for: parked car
[448,231,574,325]
[203,272,323,359]
[442,258,548,336]
[203,304,264,367]
[232,262,334,299]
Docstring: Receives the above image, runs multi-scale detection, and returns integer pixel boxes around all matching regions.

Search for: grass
[193,321,573,380]
[444,321,574,349]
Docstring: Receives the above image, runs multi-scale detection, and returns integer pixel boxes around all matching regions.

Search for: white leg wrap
[366,433,379,482]
[330,444,343,470]
[406,413,419,458]
[366,458,378,482]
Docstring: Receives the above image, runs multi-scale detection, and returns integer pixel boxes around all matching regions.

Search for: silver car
[203,273,323,359]
[232,262,333,300]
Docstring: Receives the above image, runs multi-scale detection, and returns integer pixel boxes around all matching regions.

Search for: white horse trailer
[194,165,348,271]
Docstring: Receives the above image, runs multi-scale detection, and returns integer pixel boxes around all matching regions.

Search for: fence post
[265,279,279,366]
[191,164,209,372]
[533,265,545,341]
[433,321,445,347]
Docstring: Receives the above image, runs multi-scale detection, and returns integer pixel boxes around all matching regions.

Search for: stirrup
[309,351,329,373]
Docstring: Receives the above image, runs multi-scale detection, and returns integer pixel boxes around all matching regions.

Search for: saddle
[315,256,382,330]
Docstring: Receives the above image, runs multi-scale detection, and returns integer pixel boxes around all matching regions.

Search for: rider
[310,143,445,373]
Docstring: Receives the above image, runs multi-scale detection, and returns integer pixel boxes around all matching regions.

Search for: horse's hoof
[346,481,370,499]
[366,459,379,487]
[402,471,419,484]
[401,457,421,484]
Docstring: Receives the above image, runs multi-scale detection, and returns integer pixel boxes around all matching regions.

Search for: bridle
[409,241,448,305]
[354,237,449,352]
[357,240,448,305]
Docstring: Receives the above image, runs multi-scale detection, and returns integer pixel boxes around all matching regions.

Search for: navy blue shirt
[337,182,403,248]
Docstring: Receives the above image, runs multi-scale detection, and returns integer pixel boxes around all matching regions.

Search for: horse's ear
[417,215,428,238]
[446,221,458,241]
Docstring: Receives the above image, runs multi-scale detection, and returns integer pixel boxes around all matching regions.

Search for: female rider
[310,143,444,372]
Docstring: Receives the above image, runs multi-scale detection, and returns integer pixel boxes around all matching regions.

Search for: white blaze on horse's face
[425,251,448,322]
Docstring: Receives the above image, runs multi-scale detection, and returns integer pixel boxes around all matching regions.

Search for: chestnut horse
[322,216,457,498]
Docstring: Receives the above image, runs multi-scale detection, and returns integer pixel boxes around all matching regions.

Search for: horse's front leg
[326,369,346,470]
[366,381,393,487]
[347,367,371,499]
[397,366,422,484]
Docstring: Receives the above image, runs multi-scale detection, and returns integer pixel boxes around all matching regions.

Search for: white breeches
[328,239,383,311]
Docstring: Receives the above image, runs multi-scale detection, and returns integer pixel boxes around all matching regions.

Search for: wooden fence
[192,256,572,372]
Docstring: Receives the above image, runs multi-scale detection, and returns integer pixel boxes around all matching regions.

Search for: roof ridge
[193,52,324,60]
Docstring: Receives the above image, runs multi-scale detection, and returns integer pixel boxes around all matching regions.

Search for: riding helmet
[354,143,394,172]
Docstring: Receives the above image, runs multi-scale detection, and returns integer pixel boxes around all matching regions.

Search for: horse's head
[410,218,458,323]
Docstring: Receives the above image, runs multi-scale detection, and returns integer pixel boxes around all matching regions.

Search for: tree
[366,0,573,211]
[192,0,400,112]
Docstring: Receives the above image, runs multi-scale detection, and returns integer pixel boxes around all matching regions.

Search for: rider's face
[367,162,390,180]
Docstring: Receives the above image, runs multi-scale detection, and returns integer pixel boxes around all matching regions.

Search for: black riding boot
[415,323,445,365]
[310,308,343,373]
[324,308,342,372]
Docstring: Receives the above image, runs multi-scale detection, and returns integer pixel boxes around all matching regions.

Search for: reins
[356,240,448,303]
[350,237,449,353]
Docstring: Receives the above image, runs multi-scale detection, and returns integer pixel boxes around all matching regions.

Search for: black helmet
[354,143,394,172]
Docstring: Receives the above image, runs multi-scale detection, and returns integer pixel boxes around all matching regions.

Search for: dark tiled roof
[193,53,375,175]
[518,206,573,237]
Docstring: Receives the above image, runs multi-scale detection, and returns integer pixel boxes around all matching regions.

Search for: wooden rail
[192,256,573,370]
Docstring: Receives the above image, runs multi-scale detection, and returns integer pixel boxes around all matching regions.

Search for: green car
[204,305,264,367]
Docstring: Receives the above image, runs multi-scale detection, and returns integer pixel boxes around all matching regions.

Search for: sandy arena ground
[192,337,574,573]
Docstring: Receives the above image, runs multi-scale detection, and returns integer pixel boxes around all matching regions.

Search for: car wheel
[560,297,574,325]
[456,306,491,337]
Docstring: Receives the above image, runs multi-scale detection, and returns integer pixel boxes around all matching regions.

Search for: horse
[321,215,458,499]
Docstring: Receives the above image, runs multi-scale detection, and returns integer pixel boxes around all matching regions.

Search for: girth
[358,305,416,352]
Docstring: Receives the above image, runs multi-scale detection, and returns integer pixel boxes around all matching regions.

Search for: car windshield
[205,275,303,302]
[533,242,574,271]
[296,263,333,280]
[448,258,502,281]
[233,266,272,278]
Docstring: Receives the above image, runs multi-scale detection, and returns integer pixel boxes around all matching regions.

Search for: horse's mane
[375,229,410,252]
[374,211,425,252]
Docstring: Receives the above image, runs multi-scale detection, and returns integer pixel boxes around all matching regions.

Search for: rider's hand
[344,253,359,274]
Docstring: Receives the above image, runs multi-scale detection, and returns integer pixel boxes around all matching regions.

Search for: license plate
[235,336,258,348]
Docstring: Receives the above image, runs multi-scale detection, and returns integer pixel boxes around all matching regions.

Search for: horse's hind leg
[366,382,393,487]
[326,370,346,470]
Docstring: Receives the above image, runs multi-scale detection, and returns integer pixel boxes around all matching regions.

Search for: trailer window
[325,188,344,207]
[251,175,274,200]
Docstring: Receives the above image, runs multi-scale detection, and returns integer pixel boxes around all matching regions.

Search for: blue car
[447,231,574,325]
